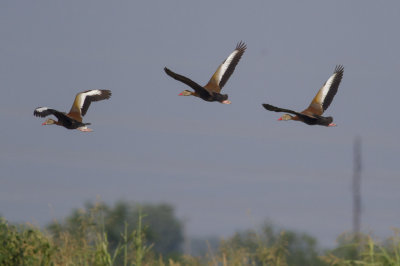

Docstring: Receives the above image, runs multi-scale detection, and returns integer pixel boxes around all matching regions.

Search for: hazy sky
[1,1,399,247]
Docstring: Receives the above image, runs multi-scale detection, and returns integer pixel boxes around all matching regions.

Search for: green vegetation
[1,202,399,265]
[0,218,54,265]
[321,231,400,265]
[217,222,325,265]
[47,201,182,254]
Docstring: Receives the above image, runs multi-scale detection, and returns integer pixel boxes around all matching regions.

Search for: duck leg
[77,126,93,132]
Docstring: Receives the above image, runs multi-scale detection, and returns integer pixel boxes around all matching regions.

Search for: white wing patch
[216,50,238,84]
[35,107,49,113]
[76,90,102,110]
[319,73,336,102]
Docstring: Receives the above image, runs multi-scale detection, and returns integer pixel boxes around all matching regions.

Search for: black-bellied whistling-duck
[262,65,344,127]
[164,41,246,104]
[34,89,112,132]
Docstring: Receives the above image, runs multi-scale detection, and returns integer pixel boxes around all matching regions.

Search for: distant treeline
[0,201,399,265]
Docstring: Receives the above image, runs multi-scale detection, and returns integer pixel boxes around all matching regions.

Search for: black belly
[202,92,228,102]
[62,118,87,129]
[302,115,333,126]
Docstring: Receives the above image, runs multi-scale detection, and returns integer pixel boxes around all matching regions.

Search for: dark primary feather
[262,104,302,117]
[34,108,73,126]
[34,108,66,120]
[81,90,112,117]
[322,65,344,111]
[34,107,55,118]
[218,41,247,89]
[164,67,211,99]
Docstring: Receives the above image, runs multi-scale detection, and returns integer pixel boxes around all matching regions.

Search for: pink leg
[328,123,337,127]
[77,126,93,132]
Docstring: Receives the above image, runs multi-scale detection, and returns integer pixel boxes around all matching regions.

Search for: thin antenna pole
[353,136,362,238]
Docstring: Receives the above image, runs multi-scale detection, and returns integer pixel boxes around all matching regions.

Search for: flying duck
[164,41,247,104]
[262,65,344,127]
[34,89,112,132]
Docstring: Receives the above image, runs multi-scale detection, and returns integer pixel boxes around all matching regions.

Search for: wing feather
[204,41,246,93]
[307,65,344,115]
[33,107,71,124]
[164,67,211,99]
[68,89,112,121]
[263,103,303,117]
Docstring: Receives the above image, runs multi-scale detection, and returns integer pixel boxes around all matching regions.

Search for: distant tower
[353,136,362,237]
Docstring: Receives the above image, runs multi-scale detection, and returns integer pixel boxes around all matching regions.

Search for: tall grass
[1,204,156,265]
[1,207,400,265]
[322,230,400,266]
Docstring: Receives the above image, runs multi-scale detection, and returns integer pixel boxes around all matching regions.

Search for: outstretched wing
[262,103,319,123]
[306,65,344,115]
[263,103,303,116]
[33,107,71,124]
[204,41,247,93]
[68,89,112,122]
[164,67,211,99]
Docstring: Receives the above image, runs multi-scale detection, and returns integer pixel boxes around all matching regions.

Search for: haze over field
[1,1,399,247]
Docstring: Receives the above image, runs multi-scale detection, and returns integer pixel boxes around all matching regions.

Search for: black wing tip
[262,103,273,111]
[90,89,112,100]
[33,107,43,116]
[102,89,112,99]
[96,89,112,100]
[164,67,175,77]
[334,64,344,74]
[33,107,51,117]
[80,89,112,99]
[236,41,247,52]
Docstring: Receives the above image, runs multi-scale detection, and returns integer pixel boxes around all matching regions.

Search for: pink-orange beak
[277,117,282,121]
[178,92,183,96]
[42,122,47,125]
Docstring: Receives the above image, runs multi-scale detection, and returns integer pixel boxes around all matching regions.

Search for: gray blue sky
[0,1,399,247]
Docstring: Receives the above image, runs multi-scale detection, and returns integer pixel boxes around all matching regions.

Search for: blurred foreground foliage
[47,201,183,255]
[1,202,400,265]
